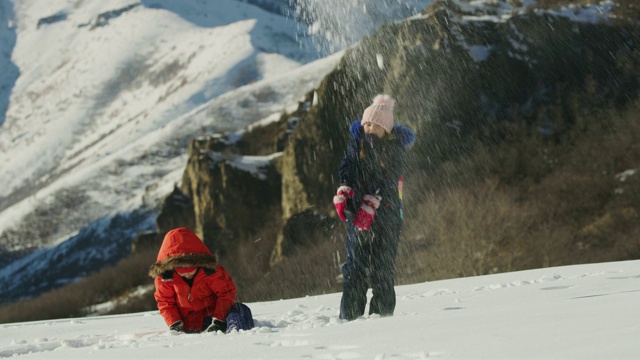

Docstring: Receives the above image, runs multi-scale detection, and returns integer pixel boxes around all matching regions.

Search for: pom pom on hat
[361,94,395,134]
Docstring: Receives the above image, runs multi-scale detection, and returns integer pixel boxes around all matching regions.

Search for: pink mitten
[333,186,354,222]
[353,194,381,230]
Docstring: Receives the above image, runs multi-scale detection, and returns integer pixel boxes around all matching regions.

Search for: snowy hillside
[0,0,321,235]
[1,260,638,359]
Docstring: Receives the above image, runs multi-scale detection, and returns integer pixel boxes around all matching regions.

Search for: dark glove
[169,320,184,332]
[205,318,228,333]
[353,194,381,231]
[333,185,354,222]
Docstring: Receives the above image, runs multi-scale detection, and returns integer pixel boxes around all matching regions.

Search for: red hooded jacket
[149,228,237,332]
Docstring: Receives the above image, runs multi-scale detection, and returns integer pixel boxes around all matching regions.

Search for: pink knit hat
[361,94,395,134]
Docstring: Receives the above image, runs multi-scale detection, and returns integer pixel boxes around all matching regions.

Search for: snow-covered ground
[2,260,638,359]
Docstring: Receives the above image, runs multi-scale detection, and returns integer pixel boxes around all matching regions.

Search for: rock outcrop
[178,135,282,257]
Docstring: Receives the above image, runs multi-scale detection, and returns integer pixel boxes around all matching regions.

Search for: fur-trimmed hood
[148,227,218,278]
[349,120,415,148]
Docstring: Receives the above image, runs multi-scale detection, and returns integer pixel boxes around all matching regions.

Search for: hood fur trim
[350,120,415,148]
[149,252,218,278]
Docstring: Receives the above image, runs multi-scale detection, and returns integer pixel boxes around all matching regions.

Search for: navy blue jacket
[338,120,415,219]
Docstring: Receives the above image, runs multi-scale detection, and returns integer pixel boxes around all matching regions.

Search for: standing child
[149,227,254,333]
[333,94,415,320]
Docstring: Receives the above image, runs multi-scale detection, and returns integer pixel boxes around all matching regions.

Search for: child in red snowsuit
[149,227,252,333]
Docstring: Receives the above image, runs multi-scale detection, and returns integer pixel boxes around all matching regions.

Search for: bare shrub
[221,219,283,302]
[228,217,345,302]
[398,99,640,283]
[401,179,542,279]
[242,237,345,301]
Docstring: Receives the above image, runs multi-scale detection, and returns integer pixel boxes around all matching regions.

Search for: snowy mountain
[1,260,638,358]
[0,0,432,303]
[0,0,315,231]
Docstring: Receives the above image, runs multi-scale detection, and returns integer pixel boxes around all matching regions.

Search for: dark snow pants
[340,210,401,321]
[225,302,255,332]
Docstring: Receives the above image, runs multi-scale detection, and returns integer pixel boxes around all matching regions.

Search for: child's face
[363,122,386,138]
[179,269,198,279]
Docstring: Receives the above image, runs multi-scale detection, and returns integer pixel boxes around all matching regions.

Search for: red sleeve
[154,277,182,327]
[207,266,237,321]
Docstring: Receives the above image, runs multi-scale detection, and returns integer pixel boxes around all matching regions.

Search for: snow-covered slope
[0,1,325,239]
[1,260,638,358]
[1,0,317,221]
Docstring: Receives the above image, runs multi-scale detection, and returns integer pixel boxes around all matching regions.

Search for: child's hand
[353,194,381,230]
[169,320,184,332]
[333,186,354,222]
[205,318,228,333]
